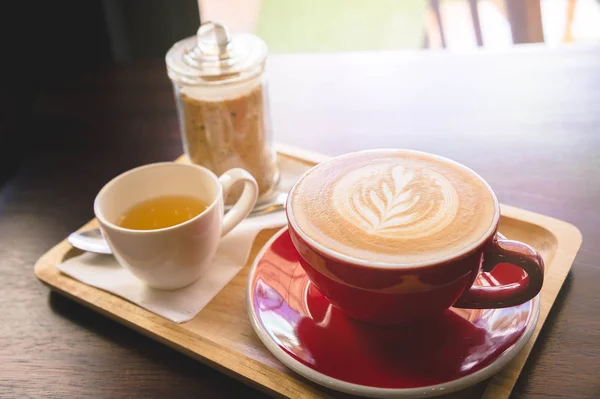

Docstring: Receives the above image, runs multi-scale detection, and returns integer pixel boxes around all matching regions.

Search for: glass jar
[166,22,279,204]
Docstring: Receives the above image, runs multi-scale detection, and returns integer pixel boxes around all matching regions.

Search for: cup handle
[453,234,545,308]
[218,168,259,237]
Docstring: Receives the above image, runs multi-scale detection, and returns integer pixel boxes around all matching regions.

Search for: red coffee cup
[286,151,544,326]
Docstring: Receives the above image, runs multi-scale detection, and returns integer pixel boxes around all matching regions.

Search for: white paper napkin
[57,155,311,323]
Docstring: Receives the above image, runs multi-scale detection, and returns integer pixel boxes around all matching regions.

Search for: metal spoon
[68,228,113,255]
[251,192,288,217]
[68,193,288,255]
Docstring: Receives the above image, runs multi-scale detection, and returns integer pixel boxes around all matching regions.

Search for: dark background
[0,0,199,185]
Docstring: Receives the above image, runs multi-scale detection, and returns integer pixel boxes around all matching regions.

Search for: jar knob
[197,21,231,59]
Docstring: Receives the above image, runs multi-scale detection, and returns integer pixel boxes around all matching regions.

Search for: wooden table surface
[1,44,599,398]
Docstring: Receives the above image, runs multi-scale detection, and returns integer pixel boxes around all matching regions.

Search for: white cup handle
[218,168,259,236]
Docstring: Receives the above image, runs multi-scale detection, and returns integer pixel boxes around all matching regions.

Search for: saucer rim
[247,226,541,399]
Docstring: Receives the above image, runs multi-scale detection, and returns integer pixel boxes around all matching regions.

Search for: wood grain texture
[2,44,599,398]
[34,146,582,399]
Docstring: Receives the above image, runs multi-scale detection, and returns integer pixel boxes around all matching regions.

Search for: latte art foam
[333,164,459,239]
[290,150,498,265]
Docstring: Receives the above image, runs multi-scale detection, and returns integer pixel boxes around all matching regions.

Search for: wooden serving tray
[35,145,582,399]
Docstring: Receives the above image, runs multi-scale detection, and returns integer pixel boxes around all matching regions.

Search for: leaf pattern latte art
[332,164,459,239]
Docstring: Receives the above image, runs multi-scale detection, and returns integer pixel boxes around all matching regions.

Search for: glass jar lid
[166,21,268,85]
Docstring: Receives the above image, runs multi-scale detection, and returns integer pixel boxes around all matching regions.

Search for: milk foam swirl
[332,163,459,238]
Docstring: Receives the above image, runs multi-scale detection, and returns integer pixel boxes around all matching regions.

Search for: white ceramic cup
[94,162,258,290]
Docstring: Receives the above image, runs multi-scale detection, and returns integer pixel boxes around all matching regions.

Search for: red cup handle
[453,235,545,309]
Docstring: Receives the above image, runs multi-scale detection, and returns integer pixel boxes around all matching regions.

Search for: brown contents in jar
[180,83,279,204]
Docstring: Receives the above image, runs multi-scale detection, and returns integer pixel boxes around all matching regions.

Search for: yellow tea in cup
[117,195,208,230]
